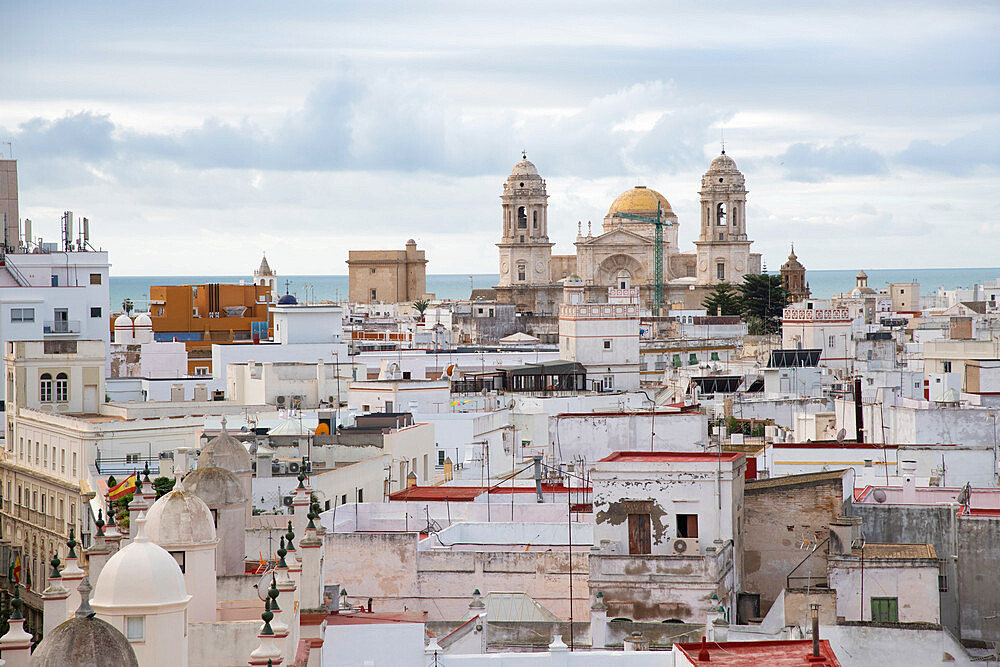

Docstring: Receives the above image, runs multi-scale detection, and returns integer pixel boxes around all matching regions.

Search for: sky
[1,1,998,276]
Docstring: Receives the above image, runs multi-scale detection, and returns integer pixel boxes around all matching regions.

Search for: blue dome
[277,294,297,305]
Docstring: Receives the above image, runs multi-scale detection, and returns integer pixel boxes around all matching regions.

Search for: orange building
[145,283,273,375]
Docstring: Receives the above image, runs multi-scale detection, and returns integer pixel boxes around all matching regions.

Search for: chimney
[901,460,918,503]
[828,516,861,555]
[811,603,820,658]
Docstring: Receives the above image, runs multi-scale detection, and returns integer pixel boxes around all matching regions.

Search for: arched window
[517,263,526,281]
[532,211,538,229]
[732,207,738,227]
[55,372,69,402]
[517,206,527,228]
[716,203,727,225]
[40,373,52,402]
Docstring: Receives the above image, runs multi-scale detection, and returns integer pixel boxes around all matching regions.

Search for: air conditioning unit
[672,538,700,555]
[287,461,301,474]
[292,395,303,409]
[282,495,294,507]
[276,395,286,406]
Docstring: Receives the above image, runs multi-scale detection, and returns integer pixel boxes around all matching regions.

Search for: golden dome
[608,186,673,218]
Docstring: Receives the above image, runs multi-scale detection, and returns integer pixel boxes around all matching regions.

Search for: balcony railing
[43,320,81,335]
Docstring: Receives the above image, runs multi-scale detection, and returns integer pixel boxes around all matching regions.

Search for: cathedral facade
[494,152,762,314]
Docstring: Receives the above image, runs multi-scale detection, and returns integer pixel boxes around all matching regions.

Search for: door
[83,385,98,413]
[627,513,651,555]
[54,308,69,333]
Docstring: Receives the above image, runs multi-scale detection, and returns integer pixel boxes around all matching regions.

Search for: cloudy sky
[2,1,997,275]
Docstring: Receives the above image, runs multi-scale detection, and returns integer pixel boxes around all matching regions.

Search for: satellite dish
[873,489,887,503]
[255,569,274,601]
[836,429,847,443]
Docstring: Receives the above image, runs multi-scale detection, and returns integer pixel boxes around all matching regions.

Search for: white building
[781,307,854,371]
[558,279,640,391]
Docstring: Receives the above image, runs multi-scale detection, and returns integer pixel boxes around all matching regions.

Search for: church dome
[708,152,740,172]
[92,516,190,610]
[184,467,247,507]
[608,186,674,218]
[781,247,804,271]
[510,158,539,177]
[198,421,253,473]
[144,486,217,548]
[32,614,139,667]
[277,293,297,305]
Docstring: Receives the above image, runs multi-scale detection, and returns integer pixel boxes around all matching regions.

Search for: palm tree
[413,299,430,321]
[121,298,134,315]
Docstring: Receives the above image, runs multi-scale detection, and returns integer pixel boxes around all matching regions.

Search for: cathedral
[494,151,762,313]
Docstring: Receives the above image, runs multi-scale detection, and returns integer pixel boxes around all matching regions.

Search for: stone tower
[497,154,553,294]
[694,152,759,285]
[780,245,811,302]
[254,254,277,302]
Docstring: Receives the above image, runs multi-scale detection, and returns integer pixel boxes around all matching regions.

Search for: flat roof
[326,611,425,625]
[674,639,840,666]
[848,543,937,559]
[598,451,743,463]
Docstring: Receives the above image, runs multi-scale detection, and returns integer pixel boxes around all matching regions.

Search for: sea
[110,268,1000,312]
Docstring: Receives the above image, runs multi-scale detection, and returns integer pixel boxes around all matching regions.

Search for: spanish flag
[108,473,137,501]
[11,554,20,585]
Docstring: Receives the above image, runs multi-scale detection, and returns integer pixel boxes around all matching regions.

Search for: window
[10,308,34,322]
[517,264,526,281]
[341,494,347,505]
[938,575,948,592]
[125,616,145,641]
[604,375,614,389]
[32,490,37,509]
[195,367,209,376]
[828,335,836,348]
[689,353,698,365]
[942,361,952,373]
[370,289,377,301]
[89,273,102,285]
[870,597,898,623]
[627,513,651,555]
[357,488,363,503]
[58,499,64,518]
[716,202,727,225]
[40,495,45,515]
[519,235,524,243]
[603,340,612,350]
[676,514,699,538]
[437,450,446,466]
[72,452,77,476]
[40,373,53,402]
[50,274,59,287]
[716,263,725,281]
[125,453,141,464]
[532,211,538,229]
[55,373,68,402]
[168,551,186,573]
[90,307,102,318]
[370,268,376,274]
[710,352,720,361]
[517,206,527,228]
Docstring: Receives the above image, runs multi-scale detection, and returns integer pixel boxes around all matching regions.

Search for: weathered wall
[188,620,261,667]
[324,531,590,622]
[548,411,707,463]
[956,514,1000,643]
[828,558,941,623]
[743,472,847,616]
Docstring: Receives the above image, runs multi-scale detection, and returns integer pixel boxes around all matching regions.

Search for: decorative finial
[521,149,527,160]
[67,529,78,559]
[720,126,726,155]
[261,597,274,635]
[133,511,150,543]
[134,468,144,494]
[142,461,151,485]
[297,469,306,489]
[587,221,592,236]
[49,553,61,579]
[75,577,95,618]
[95,509,105,537]
[268,574,280,612]
[286,521,295,550]
[220,416,228,433]
[106,504,117,527]
[10,584,23,620]
[306,507,317,532]
[276,537,288,568]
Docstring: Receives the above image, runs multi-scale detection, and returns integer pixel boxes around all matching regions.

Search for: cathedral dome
[608,186,674,218]
[708,152,739,172]
[781,247,805,271]
[144,486,218,549]
[198,420,253,473]
[32,614,139,667]
[92,516,190,610]
[510,158,539,177]
[184,466,248,507]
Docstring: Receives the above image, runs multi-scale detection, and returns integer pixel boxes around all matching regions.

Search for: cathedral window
[716,203,727,225]
[716,263,725,280]
[517,206,527,228]
[517,264,526,281]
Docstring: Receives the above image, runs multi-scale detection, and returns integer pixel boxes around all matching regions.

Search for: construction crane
[615,201,673,316]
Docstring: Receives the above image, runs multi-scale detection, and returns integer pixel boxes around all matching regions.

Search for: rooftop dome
[277,293,297,305]
[781,246,804,271]
[198,419,253,473]
[91,515,190,610]
[708,152,740,172]
[608,186,674,218]
[184,467,248,507]
[144,484,217,549]
[113,313,132,328]
[510,157,539,177]
[32,613,138,667]
[133,312,152,327]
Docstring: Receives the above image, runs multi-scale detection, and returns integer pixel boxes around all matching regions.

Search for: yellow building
[347,240,427,304]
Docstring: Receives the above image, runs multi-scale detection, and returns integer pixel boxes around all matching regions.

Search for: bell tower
[497,153,553,289]
[695,151,758,285]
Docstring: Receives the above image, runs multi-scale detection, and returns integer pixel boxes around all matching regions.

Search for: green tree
[121,298,134,315]
[412,299,429,320]
[738,273,789,334]
[701,282,741,316]
[153,476,176,498]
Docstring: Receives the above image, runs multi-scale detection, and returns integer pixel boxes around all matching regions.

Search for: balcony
[43,320,81,335]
